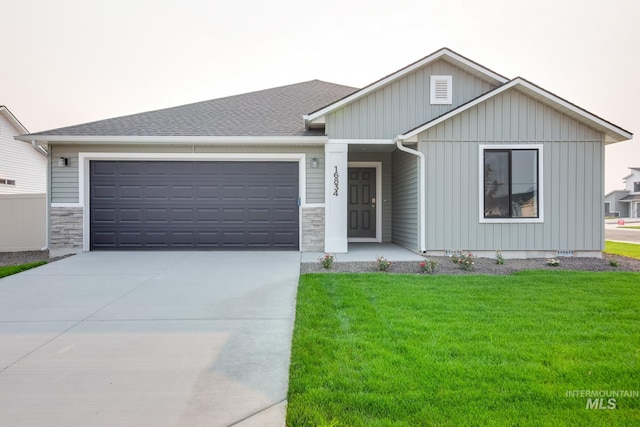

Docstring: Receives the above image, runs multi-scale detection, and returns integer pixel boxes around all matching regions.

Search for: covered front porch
[322,140,423,254]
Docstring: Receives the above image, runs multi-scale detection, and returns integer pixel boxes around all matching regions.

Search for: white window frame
[479,144,544,223]
[430,75,452,105]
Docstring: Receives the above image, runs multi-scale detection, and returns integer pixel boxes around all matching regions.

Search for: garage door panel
[274,208,297,223]
[90,161,299,250]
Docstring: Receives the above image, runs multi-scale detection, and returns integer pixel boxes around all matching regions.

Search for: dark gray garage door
[90,161,299,250]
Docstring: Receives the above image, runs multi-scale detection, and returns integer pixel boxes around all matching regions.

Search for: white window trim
[479,144,544,224]
[78,152,307,252]
[430,75,452,105]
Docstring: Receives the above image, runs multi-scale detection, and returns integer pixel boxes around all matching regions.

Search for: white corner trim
[478,144,544,224]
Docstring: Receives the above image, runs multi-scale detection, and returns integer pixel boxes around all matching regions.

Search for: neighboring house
[0,106,47,251]
[604,189,630,218]
[0,106,46,194]
[16,48,633,257]
[606,167,640,218]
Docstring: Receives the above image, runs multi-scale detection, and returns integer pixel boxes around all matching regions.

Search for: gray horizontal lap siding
[391,149,418,250]
[326,59,497,139]
[50,144,325,204]
[420,88,605,252]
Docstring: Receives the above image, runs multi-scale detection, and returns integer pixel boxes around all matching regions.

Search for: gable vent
[430,75,452,105]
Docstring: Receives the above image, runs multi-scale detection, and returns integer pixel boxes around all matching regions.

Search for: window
[480,145,542,222]
[0,178,16,186]
[634,181,640,192]
[430,75,452,104]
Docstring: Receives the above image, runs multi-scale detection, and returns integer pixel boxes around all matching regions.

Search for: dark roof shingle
[29,80,358,137]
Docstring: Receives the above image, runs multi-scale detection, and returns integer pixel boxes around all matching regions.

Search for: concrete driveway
[0,251,301,427]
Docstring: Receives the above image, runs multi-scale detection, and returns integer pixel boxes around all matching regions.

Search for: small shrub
[495,250,504,265]
[319,253,335,269]
[419,259,438,274]
[609,259,619,267]
[376,256,392,272]
[457,252,475,271]
[546,258,560,267]
[450,252,460,264]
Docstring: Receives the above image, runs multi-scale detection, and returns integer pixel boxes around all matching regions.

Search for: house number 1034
[333,166,339,196]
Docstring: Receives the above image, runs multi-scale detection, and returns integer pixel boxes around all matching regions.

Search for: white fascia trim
[78,152,308,251]
[51,203,82,208]
[478,144,544,224]
[305,49,509,124]
[18,135,329,144]
[333,139,394,145]
[400,78,632,143]
[347,161,383,243]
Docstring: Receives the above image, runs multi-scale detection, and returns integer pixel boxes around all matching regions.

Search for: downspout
[32,140,48,157]
[394,136,426,253]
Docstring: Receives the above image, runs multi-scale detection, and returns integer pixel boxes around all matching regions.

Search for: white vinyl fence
[0,194,46,252]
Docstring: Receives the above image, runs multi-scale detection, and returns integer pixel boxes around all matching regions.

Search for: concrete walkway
[0,251,300,427]
[301,243,425,263]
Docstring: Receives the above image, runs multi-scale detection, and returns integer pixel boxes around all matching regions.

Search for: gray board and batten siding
[419,87,605,252]
[326,59,497,140]
[50,144,325,205]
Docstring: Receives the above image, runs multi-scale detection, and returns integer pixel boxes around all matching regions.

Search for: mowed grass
[0,261,46,278]
[287,272,640,426]
[605,240,640,260]
[618,226,640,230]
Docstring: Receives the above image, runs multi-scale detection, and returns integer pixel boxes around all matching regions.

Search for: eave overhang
[14,135,329,145]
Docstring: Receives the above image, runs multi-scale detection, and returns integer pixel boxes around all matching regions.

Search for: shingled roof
[27,80,358,138]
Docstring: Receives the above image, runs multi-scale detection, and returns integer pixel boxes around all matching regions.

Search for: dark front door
[348,167,376,238]
[89,160,299,250]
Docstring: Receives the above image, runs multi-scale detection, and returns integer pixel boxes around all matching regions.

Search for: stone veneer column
[301,207,325,251]
[50,207,83,251]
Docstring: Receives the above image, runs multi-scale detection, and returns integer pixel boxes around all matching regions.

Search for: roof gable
[401,77,632,144]
[0,106,28,134]
[304,47,509,127]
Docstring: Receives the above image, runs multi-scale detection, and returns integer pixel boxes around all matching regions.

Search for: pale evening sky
[1,0,637,192]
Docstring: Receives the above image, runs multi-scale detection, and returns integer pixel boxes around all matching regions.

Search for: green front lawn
[605,240,640,260]
[617,226,640,230]
[0,261,47,278]
[288,272,640,426]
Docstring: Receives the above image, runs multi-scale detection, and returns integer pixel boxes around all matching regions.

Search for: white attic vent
[430,75,452,105]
